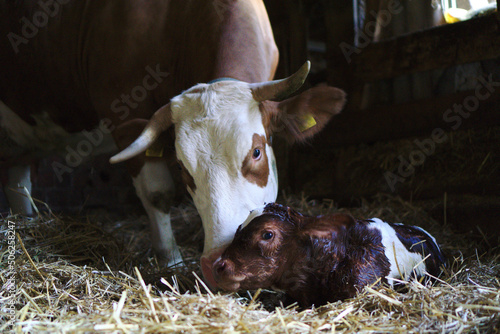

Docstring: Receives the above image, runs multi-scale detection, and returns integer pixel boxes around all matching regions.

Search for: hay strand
[17,233,45,281]
[1,194,499,333]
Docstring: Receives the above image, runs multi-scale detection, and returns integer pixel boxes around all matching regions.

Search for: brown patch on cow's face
[241,134,269,188]
[178,160,196,192]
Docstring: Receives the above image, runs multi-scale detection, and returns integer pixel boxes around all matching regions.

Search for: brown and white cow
[0,0,345,286]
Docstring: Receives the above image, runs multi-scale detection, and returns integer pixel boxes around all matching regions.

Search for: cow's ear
[110,103,172,164]
[260,86,346,144]
[113,119,174,176]
[112,119,148,176]
[114,119,149,151]
[114,119,173,157]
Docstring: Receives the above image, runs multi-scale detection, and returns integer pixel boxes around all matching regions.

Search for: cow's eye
[262,231,273,240]
[252,148,261,160]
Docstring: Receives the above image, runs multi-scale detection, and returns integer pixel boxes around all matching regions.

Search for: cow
[213,203,446,307]
[0,0,346,287]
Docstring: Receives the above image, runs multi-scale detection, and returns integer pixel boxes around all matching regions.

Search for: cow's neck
[212,0,278,83]
[165,0,277,90]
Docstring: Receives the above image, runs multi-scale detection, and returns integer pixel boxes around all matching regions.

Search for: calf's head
[213,203,355,291]
[110,62,346,287]
[213,203,300,291]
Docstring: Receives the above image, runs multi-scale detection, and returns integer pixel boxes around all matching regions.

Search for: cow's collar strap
[208,78,239,84]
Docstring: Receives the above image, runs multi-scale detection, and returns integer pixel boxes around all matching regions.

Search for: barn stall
[1,0,499,332]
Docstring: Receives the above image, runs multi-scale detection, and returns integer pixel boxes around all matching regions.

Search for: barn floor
[1,194,499,333]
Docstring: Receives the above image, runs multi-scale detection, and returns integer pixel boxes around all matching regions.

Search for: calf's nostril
[215,260,226,274]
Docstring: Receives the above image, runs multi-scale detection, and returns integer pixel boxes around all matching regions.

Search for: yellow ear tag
[145,145,164,158]
[299,114,317,132]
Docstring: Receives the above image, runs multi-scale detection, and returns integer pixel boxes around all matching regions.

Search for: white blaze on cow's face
[170,81,278,255]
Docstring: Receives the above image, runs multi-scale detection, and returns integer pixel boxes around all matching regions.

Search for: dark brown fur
[213,203,391,307]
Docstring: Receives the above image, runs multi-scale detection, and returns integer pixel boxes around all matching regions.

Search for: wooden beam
[353,14,500,82]
[314,88,500,147]
[325,1,355,90]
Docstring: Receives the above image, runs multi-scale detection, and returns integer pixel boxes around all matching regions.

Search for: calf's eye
[262,231,273,240]
[252,148,261,160]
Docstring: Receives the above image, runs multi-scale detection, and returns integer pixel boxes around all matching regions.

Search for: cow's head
[110,62,346,288]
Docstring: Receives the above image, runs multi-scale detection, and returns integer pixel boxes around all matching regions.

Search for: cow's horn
[109,103,172,164]
[250,61,310,102]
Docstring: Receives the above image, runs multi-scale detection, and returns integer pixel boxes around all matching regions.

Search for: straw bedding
[1,194,499,333]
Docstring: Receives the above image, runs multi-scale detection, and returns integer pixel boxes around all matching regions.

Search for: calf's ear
[260,86,346,144]
[299,223,340,240]
[298,213,355,241]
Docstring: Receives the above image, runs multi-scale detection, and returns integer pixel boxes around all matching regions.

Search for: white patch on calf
[171,82,278,255]
[368,218,427,286]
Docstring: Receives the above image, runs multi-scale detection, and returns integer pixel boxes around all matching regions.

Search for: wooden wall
[265,0,499,238]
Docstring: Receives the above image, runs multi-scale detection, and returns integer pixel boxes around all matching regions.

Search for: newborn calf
[213,203,446,307]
